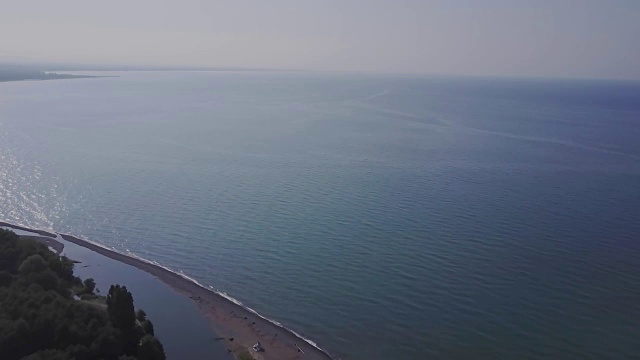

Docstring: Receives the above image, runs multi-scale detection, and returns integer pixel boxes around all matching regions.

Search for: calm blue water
[1,72,640,359]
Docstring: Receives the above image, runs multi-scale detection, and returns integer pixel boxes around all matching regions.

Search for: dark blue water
[1,72,639,359]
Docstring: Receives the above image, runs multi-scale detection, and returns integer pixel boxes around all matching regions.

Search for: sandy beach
[53,232,336,360]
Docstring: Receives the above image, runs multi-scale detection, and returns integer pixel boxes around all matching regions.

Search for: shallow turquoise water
[1,72,640,359]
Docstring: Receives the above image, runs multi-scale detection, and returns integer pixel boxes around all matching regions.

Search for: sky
[1,0,639,79]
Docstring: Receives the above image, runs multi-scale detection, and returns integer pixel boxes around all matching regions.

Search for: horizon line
[2,61,639,82]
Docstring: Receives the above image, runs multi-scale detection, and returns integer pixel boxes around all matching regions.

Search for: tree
[65,344,91,360]
[30,269,59,291]
[89,326,124,358]
[18,254,47,274]
[0,229,20,272]
[106,285,140,355]
[83,278,96,294]
[106,285,136,331]
[0,230,166,359]
[141,320,155,336]
[136,309,147,322]
[48,256,75,281]
[137,335,166,360]
[20,349,70,360]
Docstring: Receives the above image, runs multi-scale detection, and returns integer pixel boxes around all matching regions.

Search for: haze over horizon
[2,0,640,79]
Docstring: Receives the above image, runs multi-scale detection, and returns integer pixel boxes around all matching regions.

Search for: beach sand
[57,233,336,360]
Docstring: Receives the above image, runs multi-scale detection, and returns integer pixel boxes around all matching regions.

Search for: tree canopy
[0,229,166,360]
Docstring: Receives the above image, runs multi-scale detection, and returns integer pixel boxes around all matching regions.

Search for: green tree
[89,326,123,358]
[106,285,139,355]
[21,349,70,360]
[0,229,19,272]
[137,335,166,360]
[83,278,96,294]
[29,269,59,291]
[141,320,155,336]
[136,309,147,322]
[107,285,136,330]
[18,254,47,274]
[48,256,75,281]
[0,230,166,359]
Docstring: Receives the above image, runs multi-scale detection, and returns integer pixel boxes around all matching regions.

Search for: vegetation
[0,229,166,360]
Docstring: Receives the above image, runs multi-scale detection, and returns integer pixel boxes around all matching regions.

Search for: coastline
[0,222,336,360]
[0,221,58,238]
[0,73,114,83]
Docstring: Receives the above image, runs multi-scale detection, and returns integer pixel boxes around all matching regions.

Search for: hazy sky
[2,0,639,78]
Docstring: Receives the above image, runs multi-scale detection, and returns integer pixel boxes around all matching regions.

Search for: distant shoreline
[0,72,114,83]
[0,221,336,360]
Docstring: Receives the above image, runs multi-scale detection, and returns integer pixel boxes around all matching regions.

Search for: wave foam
[212,290,324,352]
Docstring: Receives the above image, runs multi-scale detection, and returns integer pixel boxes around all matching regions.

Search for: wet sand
[58,233,336,360]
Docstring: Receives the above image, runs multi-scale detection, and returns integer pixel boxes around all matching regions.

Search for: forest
[0,229,166,360]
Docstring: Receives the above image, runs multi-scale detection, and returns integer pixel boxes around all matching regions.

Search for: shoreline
[1,221,337,360]
[0,73,115,83]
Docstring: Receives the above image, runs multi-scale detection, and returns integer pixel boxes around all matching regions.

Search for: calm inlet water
[1,72,639,359]
[60,235,232,360]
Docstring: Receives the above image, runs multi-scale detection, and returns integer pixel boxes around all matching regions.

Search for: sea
[1,71,639,359]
